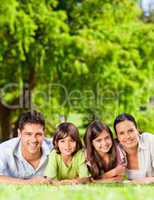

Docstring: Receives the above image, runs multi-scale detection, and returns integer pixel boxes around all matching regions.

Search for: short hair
[53,122,82,154]
[114,113,137,134]
[18,110,45,131]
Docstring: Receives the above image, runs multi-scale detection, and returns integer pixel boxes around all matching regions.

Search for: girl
[44,122,89,184]
[114,113,154,183]
[84,120,126,181]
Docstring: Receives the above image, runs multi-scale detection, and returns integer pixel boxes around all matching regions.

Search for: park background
[1,0,154,199]
[1,0,154,142]
[1,0,154,141]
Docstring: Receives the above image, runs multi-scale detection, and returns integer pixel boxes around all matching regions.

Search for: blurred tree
[0,0,154,141]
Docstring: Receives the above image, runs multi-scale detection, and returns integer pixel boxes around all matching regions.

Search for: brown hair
[53,122,82,154]
[18,110,45,131]
[84,120,116,179]
[114,113,138,134]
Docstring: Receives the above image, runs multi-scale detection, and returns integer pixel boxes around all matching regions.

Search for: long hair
[53,122,82,155]
[84,120,116,179]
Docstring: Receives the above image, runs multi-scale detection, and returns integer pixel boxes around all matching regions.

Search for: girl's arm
[102,164,126,179]
[92,176,123,183]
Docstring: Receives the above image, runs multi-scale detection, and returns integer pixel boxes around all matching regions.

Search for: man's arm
[0,176,52,185]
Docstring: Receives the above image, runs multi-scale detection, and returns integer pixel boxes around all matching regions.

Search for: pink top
[114,140,127,166]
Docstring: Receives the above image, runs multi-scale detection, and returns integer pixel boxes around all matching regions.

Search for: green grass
[1,184,154,200]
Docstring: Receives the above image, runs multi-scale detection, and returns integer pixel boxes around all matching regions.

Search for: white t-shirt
[127,132,154,180]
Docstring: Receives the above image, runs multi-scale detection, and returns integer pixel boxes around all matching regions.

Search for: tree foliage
[0,0,154,140]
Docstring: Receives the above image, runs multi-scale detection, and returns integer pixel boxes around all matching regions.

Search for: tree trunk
[0,65,36,142]
[0,102,11,142]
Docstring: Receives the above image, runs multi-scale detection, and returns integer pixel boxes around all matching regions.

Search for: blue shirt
[0,137,53,178]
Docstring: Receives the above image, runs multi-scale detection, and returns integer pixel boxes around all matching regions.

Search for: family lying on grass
[0,110,154,185]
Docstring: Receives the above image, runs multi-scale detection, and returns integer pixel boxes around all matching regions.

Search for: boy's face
[19,123,45,157]
[57,135,76,157]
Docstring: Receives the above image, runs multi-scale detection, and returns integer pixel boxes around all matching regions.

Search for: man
[0,110,53,184]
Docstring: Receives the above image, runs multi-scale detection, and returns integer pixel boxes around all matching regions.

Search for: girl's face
[57,135,76,157]
[92,131,113,156]
[115,120,139,151]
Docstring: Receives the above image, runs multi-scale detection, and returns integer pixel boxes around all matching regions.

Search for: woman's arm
[131,177,154,184]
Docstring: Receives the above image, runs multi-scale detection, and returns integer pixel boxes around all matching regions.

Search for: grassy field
[0,183,154,200]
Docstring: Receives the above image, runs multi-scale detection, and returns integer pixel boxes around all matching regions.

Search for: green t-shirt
[44,149,89,180]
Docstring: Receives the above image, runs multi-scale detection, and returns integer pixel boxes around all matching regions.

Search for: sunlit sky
[140,0,154,15]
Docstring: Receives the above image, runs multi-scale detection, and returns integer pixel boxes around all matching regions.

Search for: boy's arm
[51,177,91,185]
[44,150,57,179]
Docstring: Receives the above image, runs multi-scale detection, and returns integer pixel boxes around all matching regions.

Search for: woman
[84,120,126,181]
[114,113,154,183]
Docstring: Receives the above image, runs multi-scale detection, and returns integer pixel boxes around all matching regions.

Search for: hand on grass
[131,177,154,184]
[27,176,52,184]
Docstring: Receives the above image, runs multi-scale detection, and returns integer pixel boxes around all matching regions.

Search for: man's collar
[41,138,52,157]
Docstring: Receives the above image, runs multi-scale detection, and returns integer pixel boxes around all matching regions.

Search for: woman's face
[92,131,113,156]
[57,135,76,157]
[115,120,139,151]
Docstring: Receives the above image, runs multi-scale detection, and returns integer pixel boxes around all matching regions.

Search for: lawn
[0,183,154,200]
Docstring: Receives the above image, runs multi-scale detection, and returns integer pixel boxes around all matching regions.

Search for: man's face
[19,123,45,156]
